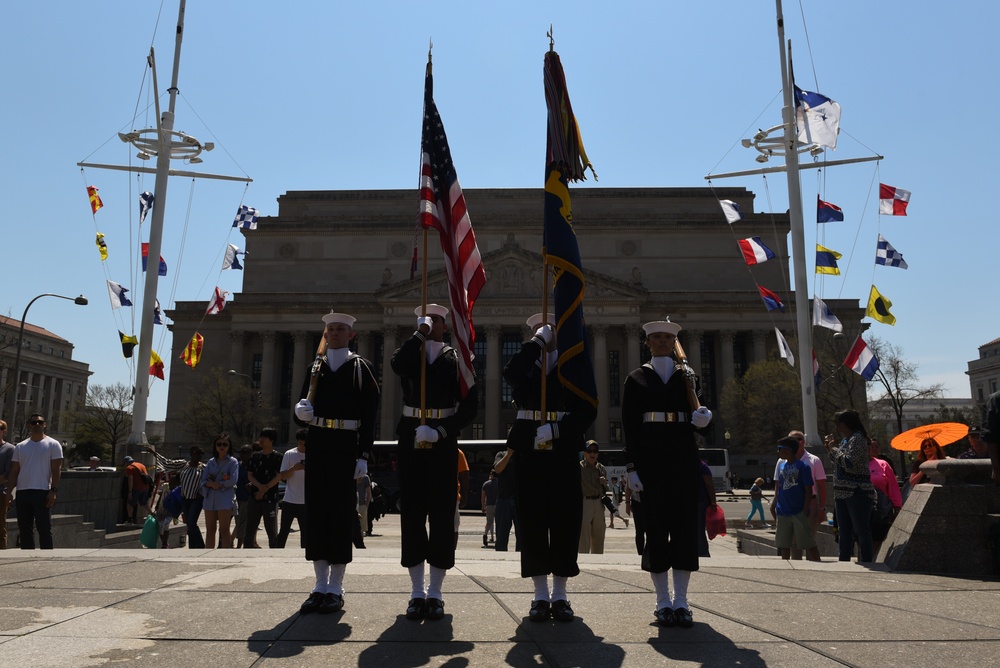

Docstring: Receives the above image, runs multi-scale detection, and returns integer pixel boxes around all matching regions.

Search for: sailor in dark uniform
[293,311,380,615]
[623,320,713,628]
[504,313,597,623]
[392,304,478,621]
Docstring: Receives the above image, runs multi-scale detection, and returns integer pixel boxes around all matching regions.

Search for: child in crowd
[774,437,820,561]
[745,477,769,528]
[156,474,183,548]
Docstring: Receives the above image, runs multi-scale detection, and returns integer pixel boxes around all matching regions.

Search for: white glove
[534,325,554,346]
[628,470,644,492]
[691,406,713,428]
[534,423,554,447]
[417,316,433,330]
[295,399,314,422]
[353,458,368,479]
[415,425,440,443]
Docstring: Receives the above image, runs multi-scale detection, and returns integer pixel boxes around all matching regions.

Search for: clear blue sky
[3,1,996,421]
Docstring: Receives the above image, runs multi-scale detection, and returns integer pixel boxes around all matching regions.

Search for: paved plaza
[2,509,998,667]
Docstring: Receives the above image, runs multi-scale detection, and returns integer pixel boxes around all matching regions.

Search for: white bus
[699,448,732,493]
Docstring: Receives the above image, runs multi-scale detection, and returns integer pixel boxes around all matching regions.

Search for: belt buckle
[534,440,553,451]
[415,439,433,450]
[665,413,676,423]
[325,419,338,429]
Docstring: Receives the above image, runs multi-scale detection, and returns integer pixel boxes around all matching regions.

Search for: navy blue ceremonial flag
[543,50,597,409]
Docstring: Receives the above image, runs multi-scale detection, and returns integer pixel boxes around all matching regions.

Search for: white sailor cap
[322,312,356,327]
[526,313,555,329]
[642,320,682,336]
[414,304,449,318]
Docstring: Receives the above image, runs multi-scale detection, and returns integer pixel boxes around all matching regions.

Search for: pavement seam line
[465,574,564,668]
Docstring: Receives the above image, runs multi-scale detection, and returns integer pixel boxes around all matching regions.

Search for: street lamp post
[5,293,88,429]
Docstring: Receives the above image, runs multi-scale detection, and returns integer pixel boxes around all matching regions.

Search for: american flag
[417,62,486,398]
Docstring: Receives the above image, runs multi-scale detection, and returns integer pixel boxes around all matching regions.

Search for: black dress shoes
[425,597,445,620]
[300,591,324,614]
[654,607,675,627]
[319,592,344,613]
[528,599,550,622]
[406,597,426,620]
[550,599,574,622]
[673,607,694,628]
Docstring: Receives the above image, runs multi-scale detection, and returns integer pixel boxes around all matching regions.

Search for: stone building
[0,316,92,442]
[164,186,862,448]
[968,336,1000,404]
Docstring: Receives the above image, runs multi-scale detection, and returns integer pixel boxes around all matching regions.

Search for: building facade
[164,186,862,448]
[0,316,92,443]
[968,337,1000,404]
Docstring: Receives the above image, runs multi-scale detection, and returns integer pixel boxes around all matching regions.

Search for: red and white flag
[205,287,229,315]
[417,62,486,398]
[879,183,910,216]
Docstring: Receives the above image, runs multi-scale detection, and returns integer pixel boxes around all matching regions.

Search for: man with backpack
[124,456,152,525]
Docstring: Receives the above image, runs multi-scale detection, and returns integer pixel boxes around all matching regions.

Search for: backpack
[162,486,183,519]
[141,472,154,487]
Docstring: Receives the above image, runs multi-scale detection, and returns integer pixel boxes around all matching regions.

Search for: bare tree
[867,337,943,439]
[70,383,134,465]
[183,367,273,445]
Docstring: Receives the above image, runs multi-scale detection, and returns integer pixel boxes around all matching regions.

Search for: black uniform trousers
[397,427,458,570]
[510,423,583,579]
[303,427,358,565]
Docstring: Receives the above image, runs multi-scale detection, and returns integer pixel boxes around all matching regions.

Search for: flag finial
[547,24,554,52]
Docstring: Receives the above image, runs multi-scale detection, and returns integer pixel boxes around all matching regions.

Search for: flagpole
[776,0,820,446]
[416,47,432,446]
[128,0,189,450]
[540,248,549,421]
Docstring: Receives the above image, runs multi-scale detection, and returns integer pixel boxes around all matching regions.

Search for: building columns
[260,332,277,409]
[229,330,246,373]
[720,330,736,390]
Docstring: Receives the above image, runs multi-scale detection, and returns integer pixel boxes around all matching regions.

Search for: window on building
[609,421,622,444]
[608,350,621,407]
[700,334,717,407]
[252,354,263,388]
[979,388,985,402]
[734,333,749,378]
[501,333,522,405]
[474,334,487,409]
[471,423,484,439]
[992,380,998,394]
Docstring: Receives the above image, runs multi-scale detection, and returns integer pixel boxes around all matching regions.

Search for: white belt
[643,411,687,423]
[310,417,360,430]
[402,406,457,419]
[516,410,566,421]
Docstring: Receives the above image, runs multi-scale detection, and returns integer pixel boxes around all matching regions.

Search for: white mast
[706,0,881,445]
[78,0,250,448]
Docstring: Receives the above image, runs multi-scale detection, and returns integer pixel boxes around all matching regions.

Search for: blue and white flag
[876,234,908,269]
[795,86,841,150]
[812,296,843,333]
[139,191,154,224]
[153,299,164,325]
[232,205,259,230]
[222,243,245,270]
[775,328,794,367]
[719,199,742,224]
[106,280,132,309]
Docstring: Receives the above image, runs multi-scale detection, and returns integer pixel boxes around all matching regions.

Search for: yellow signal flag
[149,349,165,380]
[96,232,108,261]
[181,332,204,368]
[87,185,104,214]
[866,285,896,326]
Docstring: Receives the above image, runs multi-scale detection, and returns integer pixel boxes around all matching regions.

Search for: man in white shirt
[5,413,63,549]
[772,430,827,560]
[275,428,307,548]
[0,419,15,549]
